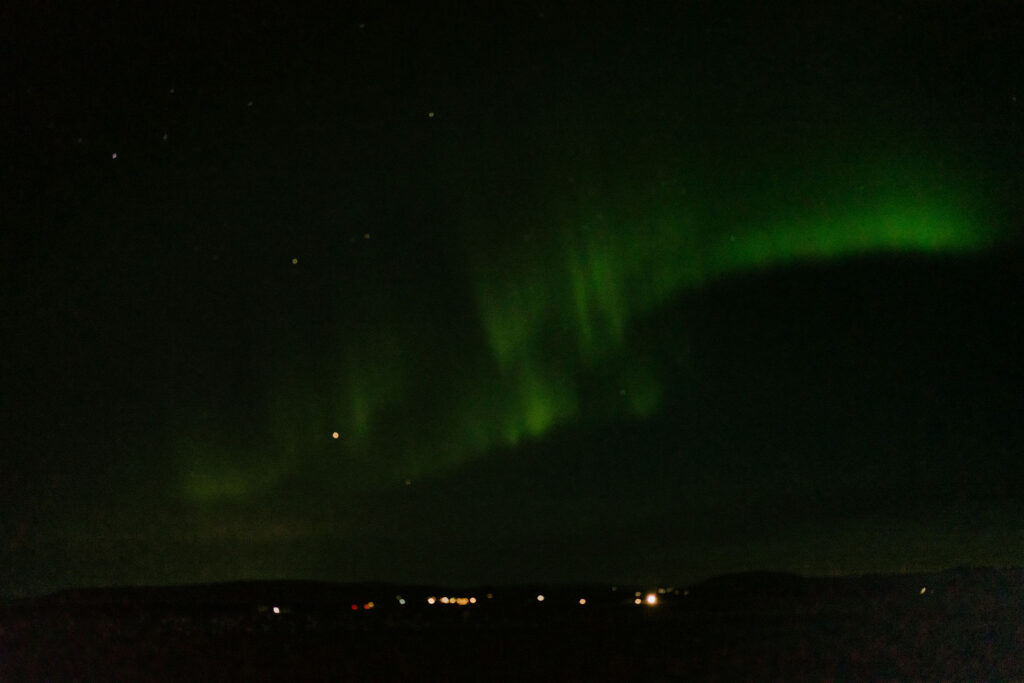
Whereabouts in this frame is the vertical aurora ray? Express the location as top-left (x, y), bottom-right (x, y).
top-left (332, 340), bottom-right (407, 453)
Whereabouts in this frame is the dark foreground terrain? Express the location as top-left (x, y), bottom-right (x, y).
top-left (3, 568), bottom-right (1024, 681)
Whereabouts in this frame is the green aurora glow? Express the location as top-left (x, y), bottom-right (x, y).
top-left (177, 153), bottom-right (1000, 504)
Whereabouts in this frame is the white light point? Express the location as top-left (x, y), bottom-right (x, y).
top-left (272, 606), bottom-right (280, 614)
top-left (645, 593), bottom-right (658, 605)
top-left (536, 594), bottom-right (544, 602)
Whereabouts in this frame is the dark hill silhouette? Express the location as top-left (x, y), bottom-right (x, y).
top-left (4, 567), bottom-right (1024, 680)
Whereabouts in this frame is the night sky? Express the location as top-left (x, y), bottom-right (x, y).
top-left (2, 1), bottom-right (1023, 598)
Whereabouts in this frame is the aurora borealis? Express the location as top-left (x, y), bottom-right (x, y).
top-left (2, 1), bottom-right (1022, 597)
top-left (182, 144), bottom-right (998, 503)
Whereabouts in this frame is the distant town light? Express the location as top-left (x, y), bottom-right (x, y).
top-left (440, 596), bottom-right (449, 604)
top-left (427, 597), bottom-right (436, 605)
top-left (272, 606), bottom-right (280, 614)
top-left (536, 594), bottom-right (545, 602)
top-left (645, 593), bottom-right (658, 605)
top-left (579, 598), bottom-right (586, 605)
top-left (469, 597), bottom-right (477, 604)
top-left (332, 431), bottom-right (339, 439)
top-left (634, 598), bottom-right (642, 605)
top-left (920, 587), bottom-right (927, 595)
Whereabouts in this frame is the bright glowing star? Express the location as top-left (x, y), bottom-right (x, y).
top-left (440, 597), bottom-right (449, 604)
top-left (469, 597), bottom-right (477, 604)
top-left (579, 598), bottom-right (587, 605)
top-left (645, 593), bottom-right (658, 605)
top-left (456, 597), bottom-right (469, 606)
top-left (332, 431), bottom-right (339, 439)
top-left (272, 606), bottom-right (280, 614)
top-left (427, 597), bottom-right (436, 605)
top-left (634, 598), bottom-right (642, 605)
top-left (536, 594), bottom-right (545, 602)
top-left (920, 587), bottom-right (927, 595)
